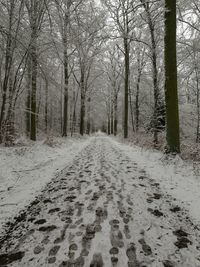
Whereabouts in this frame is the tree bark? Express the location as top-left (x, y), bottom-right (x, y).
top-left (145, 3), bottom-right (159, 144)
top-left (111, 100), bottom-right (114, 134)
top-left (0, 2), bottom-right (14, 142)
top-left (86, 97), bottom-right (91, 135)
top-left (124, 37), bottom-right (130, 138)
top-left (30, 42), bottom-right (37, 141)
top-left (62, 12), bottom-right (70, 137)
top-left (164, 0), bottom-right (180, 153)
top-left (26, 57), bottom-right (31, 136)
top-left (195, 66), bottom-right (200, 142)
top-left (80, 70), bottom-right (85, 136)
top-left (152, 44), bottom-right (159, 144)
top-left (141, 1), bottom-right (159, 144)
top-left (30, 12), bottom-right (38, 141)
top-left (135, 77), bottom-right (140, 132)
top-left (114, 94), bottom-right (118, 136)
top-left (62, 53), bottom-right (69, 137)
top-left (129, 86), bottom-right (135, 133)
top-left (107, 117), bottom-right (111, 135)
top-left (45, 79), bottom-right (48, 134)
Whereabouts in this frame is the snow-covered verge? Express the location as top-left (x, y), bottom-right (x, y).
top-left (111, 137), bottom-right (200, 224)
top-left (0, 136), bottom-right (91, 233)
top-left (117, 103), bottom-right (200, 161)
top-left (119, 130), bottom-right (200, 162)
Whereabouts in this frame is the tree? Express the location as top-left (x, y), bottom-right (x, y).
top-left (133, 45), bottom-right (146, 132)
top-left (60, 0), bottom-right (71, 137)
top-left (73, 1), bottom-right (105, 135)
top-left (164, 0), bottom-right (180, 153)
top-left (103, 44), bottom-right (122, 136)
top-left (54, 0), bottom-right (83, 137)
top-left (102, 0), bottom-right (137, 138)
top-left (178, 1), bottom-right (200, 143)
top-left (26, 0), bottom-right (46, 141)
top-left (140, 0), bottom-right (163, 144)
top-left (0, 0), bottom-right (28, 144)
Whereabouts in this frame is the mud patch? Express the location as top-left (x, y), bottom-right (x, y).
top-left (173, 229), bottom-right (192, 249)
top-left (163, 260), bottom-right (175, 267)
top-left (69, 243), bottom-right (78, 251)
top-left (0, 251), bottom-right (25, 265)
top-left (110, 247), bottom-right (119, 255)
top-left (39, 225), bottom-right (57, 232)
top-left (153, 193), bottom-right (162, 200)
top-left (126, 243), bottom-right (140, 266)
top-left (49, 245), bottom-right (60, 256)
top-left (60, 256), bottom-right (84, 267)
top-left (48, 208), bottom-right (60, 214)
top-left (34, 219), bottom-right (46, 225)
top-left (34, 246), bottom-right (44, 254)
top-left (139, 238), bottom-right (152, 256)
top-left (65, 195), bottom-right (77, 202)
top-left (90, 253), bottom-right (104, 267)
top-left (170, 206), bottom-right (181, 213)
top-left (148, 208), bottom-right (164, 217)
top-left (48, 257), bottom-right (56, 264)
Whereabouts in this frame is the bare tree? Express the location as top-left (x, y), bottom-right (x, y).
top-left (73, 1), bottom-right (105, 135)
top-left (164, 0), bottom-right (180, 153)
top-left (102, 0), bottom-right (139, 138)
top-left (103, 44), bottom-right (123, 135)
top-left (25, 0), bottom-right (46, 141)
top-left (0, 0), bottom-right (28, 144)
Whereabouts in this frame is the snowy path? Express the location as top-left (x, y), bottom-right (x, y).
top-left (1, 136), bottom-right (200, 267)
top-left (0, 137), bottom-right (90, 232)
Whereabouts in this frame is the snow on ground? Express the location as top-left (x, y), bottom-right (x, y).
top-left (1, 135), bottom-right (200, 267)
top-left (0, 136), bottom-right (90, 233)
top-left (113, 137), bottom-right (200, 223)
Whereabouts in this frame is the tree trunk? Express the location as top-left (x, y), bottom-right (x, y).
top-left (62, 13), bottom-right (69, 137)
top-left (129, 86), bottom-right (135, 133)
top-left (6, 67), bottom-right (14, 123)
top-left (62, 57), bottom-right (69, 137)
top-left (5, 69), bottom-right (15, 145)
top-left (107, 117), bottom-right (111, 135)
top-left (164, 0), bottom-right (180, 153)
top-left (114, 94), bottom-right (118, 136)
top-left (195, 66), bottom-right (200, 142)
top-left (71, 93), bottom-right (76, 136)
top-left (71, 87), bottom-right (79, 137)
top-left (135, 77), bottom-right (140, 132)
top-left (80, 71), bottom-right (85, 136)
top-left (152, 46), bottom-right (159, 144)
top-left (124, 37), bottom-right (129, 138)
top-left (142, 1), bottom-right (159, 144)
top-left (30, 23), bottom-right (37, 141)
top-left (147, 8), bottom-right (159, 144)
top-left (0, 7), bottom-right (13, 142)
top-left (111, 101), bottom-right (114, 134)
top-left (87, 97), bottom-right (91, 135)
top-left (26, 58), bottom-right (31, 136)
top-left (135, 49), bottom-right (145, 133)
top-left (45, 79), bottom-right (48, 134)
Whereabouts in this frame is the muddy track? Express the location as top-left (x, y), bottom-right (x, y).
top-left (0, 136), bottom-right (200, 267)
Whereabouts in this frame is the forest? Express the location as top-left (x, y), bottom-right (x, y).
top-left (1, 1), bottom-right (200, 267)
top-left (0, 0), bottom-right (199, 155)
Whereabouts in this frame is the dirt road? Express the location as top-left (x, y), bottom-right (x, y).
top-left (0, 136), bottom-right (200, 266)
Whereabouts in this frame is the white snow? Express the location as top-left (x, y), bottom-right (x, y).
top-left (111, 137), bottom-right (200, 223)
top-left (0, 136), bottom-right (91, 233)
top-left (1, 135), bottom-right (200, 266)
top-left (1, 135), bottom-right (200, 233)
